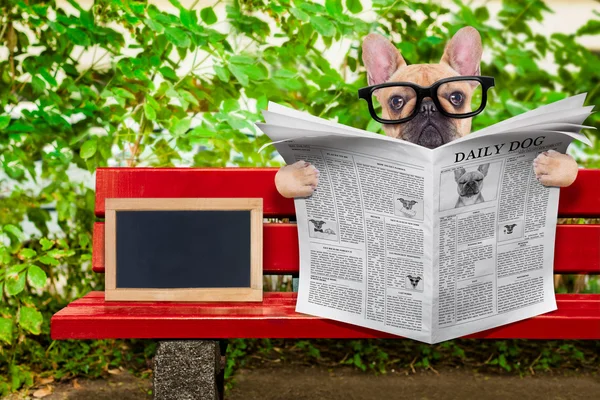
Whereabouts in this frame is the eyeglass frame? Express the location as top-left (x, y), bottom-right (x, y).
top-left (357, 76), bottom-right (495, 124)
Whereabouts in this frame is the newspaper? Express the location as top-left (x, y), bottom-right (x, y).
top-left (256, 94), bottom-right (594, 344)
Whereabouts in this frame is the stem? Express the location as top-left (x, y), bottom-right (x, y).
top-left (129, 111), bottom-right (147, 167)
top-left (504, 0), bottom-right (536, 31)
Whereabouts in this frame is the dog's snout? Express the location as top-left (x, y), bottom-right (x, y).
top-left (420, 100), bottom-right (437, 116)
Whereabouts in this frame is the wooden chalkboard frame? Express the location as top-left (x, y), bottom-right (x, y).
top-left (105, 198), bottom-right (263, 302)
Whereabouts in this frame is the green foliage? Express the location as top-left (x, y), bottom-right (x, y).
top-left (0, 0), bottom-right (598, 395)
top-left (225, 339), bottom-right (599, 380)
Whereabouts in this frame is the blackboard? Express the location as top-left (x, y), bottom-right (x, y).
top-left (105, 198), bottom-right (263, 302)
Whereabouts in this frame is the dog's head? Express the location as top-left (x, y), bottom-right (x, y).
top-left (504, 224), bottom-right (517, 234)
top-left (398, 198), bottom-right (418, 210)
top-left (309, 219), bottom-right (325, 229)
top-left (407, 275), bottom-right (422, 288)
top-left (454, 163), bottom-right (489, 198)
top-left (362, 27), bottom-right (483, 148)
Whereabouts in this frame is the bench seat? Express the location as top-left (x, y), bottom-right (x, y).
top-left (52, 292), bottom-right (600, 340)
top-left (50, 168), bottom-right (600, 342)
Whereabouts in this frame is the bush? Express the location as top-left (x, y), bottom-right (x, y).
top-left (0, 0), bottom-right (598, 394)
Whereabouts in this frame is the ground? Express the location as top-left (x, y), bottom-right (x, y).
top-left (10, 365), bottom-right (600, 400)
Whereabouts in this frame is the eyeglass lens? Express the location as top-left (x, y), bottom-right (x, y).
top-left (371, 79), bottom-right (483, 121)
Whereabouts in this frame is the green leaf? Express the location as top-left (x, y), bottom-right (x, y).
top-left (0, 115), bottom-right (10, 129)
top-left (290, 8), bottom-right (309, 22)
top-left (237, 64), bottom-right (268, 80)
top-left (165, 27), bottom-right (190, 48)
top-left (346, 0), bottom-right (363, 14)
top-left (113, 88), bottom-right (135, 99)
top-left (18, 307), bottom-right (43, 335)
top-left (159, 66), bottom-right (178, 81)
top-left (180, 9), bottom-right (197, 29)
top-left (577, 20), bottom-right (600, 35)
top-left (27, 265), bottom-right (47, 289)
top-left (230, 55), bottom-right (255, 64)
top-left (31, 76), bottom-right (46, 92)
top-left (310, 16), bottom-right (335, 37)
top-left (144, 103), bottom-right (157, 121)
top-left (178, 90), bottom-right (199, 106)
top-left (228, 64), bottom-right (249, 86)
top-left (0, 318), bottom-right (12, 345)
top-left (326, 0), bottom-right (343, 16)
top-left (66, 28), bottom-right (90, 46)
top-left (5, 272), bottom-right (26, 296)
top-left (189, 126), bottom-right (217, 138)
top-left (172, 119), bottom-right (191, 136)
top-left (144, 18), bottom-right (164, 33)
top-left (3, 224), bottom-right (25, 242)
top-left (200, 7), bottom-right (218, 25)
top-left (474, 6), bottom-right (489, 21)
top-left (39, 255), bottom-right (59, 266)
top-left (40, 238), bottom-right (54, 251)
top-left (214, 65), bottom-right (230, 82)
top-left (80, 139), bottom-right (97, 159)
top-left (39, 69), bottom-right (58, 86)
top-left (19, 248), bottom-right (37, 259)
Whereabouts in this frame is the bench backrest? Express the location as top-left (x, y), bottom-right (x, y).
top-left (92, 168), bottom-right (600, 276)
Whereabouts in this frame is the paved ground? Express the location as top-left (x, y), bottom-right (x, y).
top-left (227, 366), bottom-right (600, 400)
top-left (12, 365), bottom-right (600, 399)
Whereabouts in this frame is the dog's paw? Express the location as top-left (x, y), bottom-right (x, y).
top-left (275, 160), bottom-right (320, 198)
top-left (533, 150), bottom-right (578, 187)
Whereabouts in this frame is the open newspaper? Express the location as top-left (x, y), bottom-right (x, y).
top-left (256, 94), bottom-right (594, 344)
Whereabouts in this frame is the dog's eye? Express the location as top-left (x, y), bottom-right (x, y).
top-left (449, 92), bottom-right (464, 106)
top-left (389, 96), bottom-right (404, 111)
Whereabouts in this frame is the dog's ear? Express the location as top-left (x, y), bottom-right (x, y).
top-left (478, 163), bottom-right (490, 177)
top-left (454, 167), bottom-right (466, 182)
top-left (362, 33), bottom-right (407, 86)
top-left (440, 26), bottom-right (482, 76)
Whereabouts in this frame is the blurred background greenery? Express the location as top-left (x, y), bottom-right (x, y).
top-left (0, 0), bottom-right (598, 395)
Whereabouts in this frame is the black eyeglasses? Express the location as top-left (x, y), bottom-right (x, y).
top-left (358, 76), bottom-right (495, 124)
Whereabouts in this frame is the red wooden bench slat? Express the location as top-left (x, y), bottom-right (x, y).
top-left (94, 168), bottom-right (600, 218)
top-left (91, 222), bottom-right (600, 275)
top-left (50, 292), bottom-right (600, 340)
top-left (95, 168), bottom-right (294, 218)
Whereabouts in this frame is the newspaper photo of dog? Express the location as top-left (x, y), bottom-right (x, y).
top-left (394, 195), bottom-right (424, 220)
top-left (439, 161), bottom-right (502, 211)
top-left (498, 220), bottom-right (524, 242)
top-left (405, 275), bottom-right (424, 292)
top-left (307, 219), bottom-right (339, 242)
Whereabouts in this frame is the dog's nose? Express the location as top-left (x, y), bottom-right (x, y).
top-left (420, 100), bottom-right (437, 116)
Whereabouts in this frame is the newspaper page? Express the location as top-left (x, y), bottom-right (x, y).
top-left (430, 130), bottom-right (573, 343)
top-left (257, 95), bottom-right (592, 344)
top-left (262, 130), bottom-right (436, 343)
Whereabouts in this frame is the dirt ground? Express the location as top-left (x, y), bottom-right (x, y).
top-left (11, 365), bottom-right (600, 400)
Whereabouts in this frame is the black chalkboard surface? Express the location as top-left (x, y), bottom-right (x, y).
top-left (116, 210), bottom-right (251, 289)
top-left (105, 198), bottom-right (263, 302)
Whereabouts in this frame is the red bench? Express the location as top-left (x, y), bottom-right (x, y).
top-left (51, 167), bottom-right (600, 398)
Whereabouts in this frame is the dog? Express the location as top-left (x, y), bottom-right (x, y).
top-left (407, 275), bottom-right (422, 289)
top-left (274, 27), bottom-right (579, 199)
top-left (398, 198), bottom-right (418, 210)
top-left (309, 219), bottom-right (326, 233)
top-left (454, 163), bottom-right (489, 208)
top-left (504, 224), bottom-right (517, 234)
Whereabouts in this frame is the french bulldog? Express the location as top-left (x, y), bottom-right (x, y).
top-left (274, 27), bottom-right (579, 199)
top-left (454, 163), bottom-right (489, 208)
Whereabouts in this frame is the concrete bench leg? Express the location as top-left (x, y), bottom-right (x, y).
top-left (153, 340), bottom-right (223, 400)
